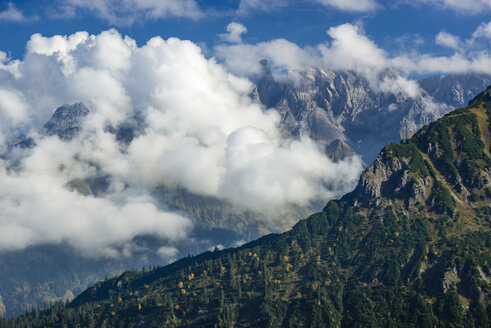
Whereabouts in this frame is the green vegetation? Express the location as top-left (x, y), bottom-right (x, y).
top-left (2, 87), bottom-right (491, 327)
top-left (428, 181), bottom-right (456, 215)
top-left (384, 142), bottom-right (429, 177)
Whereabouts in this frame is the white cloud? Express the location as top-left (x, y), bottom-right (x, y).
top-left (0, 29), bottom-right (363, 256)
top-left (320, 24), bottom-right (387, 70)
top-left (0, 88), bottom-right (29, 125)
top-left (157, 246), bottom-right (179, 258)
top-left (219, 130), bottom-right (362, 211)
top-left (0, 88), bottom-right (29, 152)
top-left (435, 31), bottom-right (461, 50)
top-left (56, 0), bottom-right (202, 25)
top-left (472, 21), bottom-right (491, 41)
top-left (0, 2), bottom-right (27, 22)
top-left (216, 24), bottom-right (422, 97)
top-left (237, 0), bottom-right (287, 14)
top-left (216, 22), bottom-right (491, 88)
top-left (314, 0), bottom-right (380, 12)
top-left (215, 38), bottom-right (318, 78)
top-left (27, 31), bottom-right (90, 56)
top-left (220, 22), bottom-right (248, 43)
top-left (414, 0), bottom-right (491, 13)
top-left (395, 33), bottom-right (425, 50)
top-left (238, 0), bottom-right (379, 13)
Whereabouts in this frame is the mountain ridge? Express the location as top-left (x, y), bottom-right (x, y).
top-left (1, 71), bottom-right (489, 319)
top-left (5, 86), bottom-right (490, 327)
top-left (254, 66), bottom-right (491, 163)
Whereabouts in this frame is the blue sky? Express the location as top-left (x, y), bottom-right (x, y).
top-left (1, 0), bottom-right (490, 64)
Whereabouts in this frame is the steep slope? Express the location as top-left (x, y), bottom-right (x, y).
top-left (324, 139), bottom-right (355, 162)
top-left (6, 87), bottom-right (490, 327)
top-left (419, 73), bottom-right (491, 108)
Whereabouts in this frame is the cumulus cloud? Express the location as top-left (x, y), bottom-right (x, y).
top-left (0, 2), bottom-right (27, 22)
top-left (314, 0), bottom-right (380, 12)
top-left (0, 89), bottom-right (29, 125)
top-left (220, 22), bottom-right (248, 43)
top-left (435, 31), bottom-right (461, 50)
top-left (54, 0), bottom-right (202, 25)
top-left (0, 29), bottom-right (363, 257)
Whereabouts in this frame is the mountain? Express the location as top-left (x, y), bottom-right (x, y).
top-left (42, 102), bottom-right (90, 140)
top-left (1, 71), bottom-right (490, 318)
top-left (254, 63), bottom-right (491, 163)
top-left (324, 139), bottom-right (355, 162)
top-left (6, 86), bottom-right (490, 327)
top-left (6, 102), bottom-right (89, 151)
top-left (0, 184), bottom-right (312, 318)
top-left (419, 73), bottom-right (491, 109)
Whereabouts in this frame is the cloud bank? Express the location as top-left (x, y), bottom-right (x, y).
top-left (0, 29), bottom-right (363, 257)
top-left (215, 24), bottom-right (423, 97)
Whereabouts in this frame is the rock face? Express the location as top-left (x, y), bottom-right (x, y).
top-left (254, 63), bottom-right (491, 163)
top-left (442, 267), bottom-right (460, 294)
top-left (419, 73), bottom-right (491, 108)
top-left (357, 151), bottom-right (411, 200)
top-left (324, 139), bottom-right (355, 162)
top-left (0, 295), bottom-right (5, 318)
top-left (42, 102), bottom-right (90, 140)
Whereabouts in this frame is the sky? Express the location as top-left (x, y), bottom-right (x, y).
top-left (0, 0), bottom-right (490, 73)
top-left (0, 0), bottom-right (490, 258)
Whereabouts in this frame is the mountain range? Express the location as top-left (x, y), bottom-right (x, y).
top-left (254, 63), bottom-right (491, 163)
top-left (4, 82), bottom-right (490, 328)
top-left (0, 71), bottom-right (490, 318)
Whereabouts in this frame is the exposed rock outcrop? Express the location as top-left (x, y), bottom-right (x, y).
top-left (0, 295), bottom-right (5, 318)
top-left (43, 102), bottom-right (90, 140)
top-left (254, 65), bottom-right (491, 163)
top-left (357, 151), bottom-right (410, 200)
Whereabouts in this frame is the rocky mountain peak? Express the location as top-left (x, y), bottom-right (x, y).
top-left (43, 102), bottom-right (90, 140)
top-left (419, 73), bottom-right (491, 108)
top-left (355, 86), bottom-right (490, 217)
top-left (253, 65), bottom-right (491, 164)
top-left (324, 138), bottom-right (355, 162)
